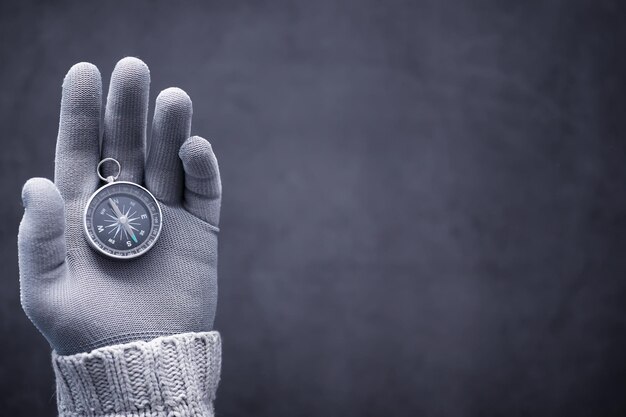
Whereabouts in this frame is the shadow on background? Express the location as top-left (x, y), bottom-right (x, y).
top-left (1, 0), bottom-right (626, 416)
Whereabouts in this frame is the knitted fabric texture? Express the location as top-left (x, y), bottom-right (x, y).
top-left (53, 331), bottom-right (221, 417)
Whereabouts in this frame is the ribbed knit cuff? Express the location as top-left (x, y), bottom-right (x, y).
top-left (52, 332), bottom-right (221, 417)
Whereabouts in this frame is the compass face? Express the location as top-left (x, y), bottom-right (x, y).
top-left (84, 181), bottom-right (162, 259)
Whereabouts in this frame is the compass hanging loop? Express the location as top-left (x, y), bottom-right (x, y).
top-left (97, 158), bottom-right (121, 183)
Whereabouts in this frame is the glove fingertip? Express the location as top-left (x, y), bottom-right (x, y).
top-left (22, 178), bottom-right (62, 209)
top-left (63, 62), bottom-right (101, 86)
top-left (179, 136), bottom-right (219, 180)
top-left (156, 87), bottom-right (192, 113)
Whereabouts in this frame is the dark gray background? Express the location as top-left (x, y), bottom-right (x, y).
top-left (1, 0), bottom-right (626, 416)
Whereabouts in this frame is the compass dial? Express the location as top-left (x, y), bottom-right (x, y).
top-left (84, 181), bottom-right (162, 259)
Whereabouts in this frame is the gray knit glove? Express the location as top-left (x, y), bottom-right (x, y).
top-left (18, 57), bottom-right (221, 356)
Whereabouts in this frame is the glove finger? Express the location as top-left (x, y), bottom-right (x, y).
top-left (179, 136), bottom-right (222, 226)
top-left (145, 88), bottom-right (192, 204)
top-left (101, 57), bottom-right (150, 184)
top-left (18, 178), bottom-right (67, 285)
top-left (54, 62), bottom-right (102, 201)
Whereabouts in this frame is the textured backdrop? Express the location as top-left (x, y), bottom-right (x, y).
top-left (1, 1), bottom-right (626, 416)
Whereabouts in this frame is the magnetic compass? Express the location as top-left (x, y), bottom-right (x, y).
top-left (83, 158), bottom-right (163, 259)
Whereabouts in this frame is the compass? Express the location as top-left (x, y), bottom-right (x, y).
top-left (83, 158), bottom-right (163, 259)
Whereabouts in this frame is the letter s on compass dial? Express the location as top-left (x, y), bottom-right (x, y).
top-left (83, 181), bottom-right (163, 259)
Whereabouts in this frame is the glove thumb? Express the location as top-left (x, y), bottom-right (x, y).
top-left (18, 178), bottom-right (67, 315)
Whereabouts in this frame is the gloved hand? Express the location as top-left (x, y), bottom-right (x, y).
top-left (18, 57), bottom-right (222, 355)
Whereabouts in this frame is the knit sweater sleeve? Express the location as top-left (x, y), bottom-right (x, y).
top-left (51, 332), bottom-right (221, 417)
